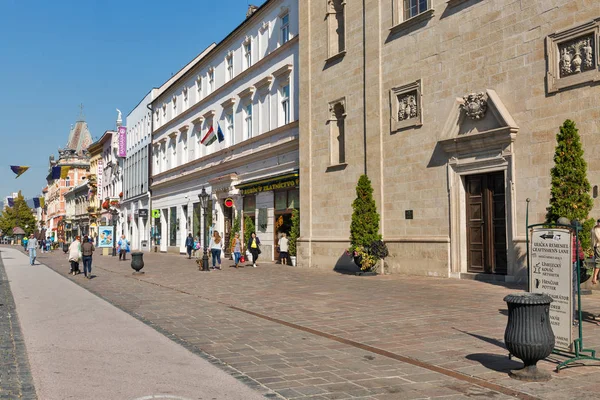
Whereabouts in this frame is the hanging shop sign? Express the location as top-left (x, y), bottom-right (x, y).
top-left (224, 198), bottom-right (234, 208)
top-left (152, 209), bottom-right (161, 218)
top-left (138, 209), bottom-right (149, 218)
top-left (529, 227), bottom-right (573, 351)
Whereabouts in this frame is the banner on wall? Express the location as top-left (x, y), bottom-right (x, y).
top-left (97, 160), bottom-right (103, 201)
top-left (118, 126), bottom-right (127, 158)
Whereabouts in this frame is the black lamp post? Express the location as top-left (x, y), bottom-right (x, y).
top-left (198, 187), bottom-right (210, 272)
top-left (110, 207), bottom-right (119, 256)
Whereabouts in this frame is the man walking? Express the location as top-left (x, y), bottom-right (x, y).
top-left (81, 235), bottom-right (95, 279)
top-left (26, 234), bottom-right (38, 265)
top-left (185, 233), bottom-right (194, 259)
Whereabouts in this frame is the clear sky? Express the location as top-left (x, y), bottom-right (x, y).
top-left (0, 0), bottom-right (267, 201)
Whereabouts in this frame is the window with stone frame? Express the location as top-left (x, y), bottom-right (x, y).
top-left (208, 69), bottom-right (215, 93)
top-left (196, 76), bottom-right (203, 101)
top-left (328, 98), bottom-right (346, 166)
top-left (226, 53), bottom-right (234, 82)
top-left (244, 38), bottom-right (252, 70)
top-left (326, 0), bottom-right (346, 59)
top-left (281, 13), bottom-right (290, 45)
top-left (403, 0), bottom-right (430, 20)
top-left (280, 83), bottom-right (290, 126)
top-left (245, 103), bottom-right (253, 139)
top-left (390, 79), bottom-right (422, 131)
top-left (546, 19), bottom-right (600, 93)
top-left (226, 112), bottom-right (235, 146)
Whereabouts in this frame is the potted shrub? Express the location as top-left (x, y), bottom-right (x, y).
top-left (229, 212), bottom-right (241, 260)
top-left (348, 175), bottom-right (384, 275)
top-left (288, 208), bottom-right (299, 266)
top-left (244, 215), bottom-right (255, 262)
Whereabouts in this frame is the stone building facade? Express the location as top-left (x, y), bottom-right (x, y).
top-left (150, 0), bottom-right (299, 259)
top-left (299, 0), bottom-right (600, 281)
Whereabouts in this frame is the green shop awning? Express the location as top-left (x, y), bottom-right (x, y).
top-left (236, 172), bottom-right (299, 195)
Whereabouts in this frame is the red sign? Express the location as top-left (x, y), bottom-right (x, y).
top-left (224, 198), bottom-right (234, 208)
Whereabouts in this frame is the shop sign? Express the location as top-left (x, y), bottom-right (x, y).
top-left (138, 209), bottom-right (149, 218)
top-left (152, 209), bottom-right (160, 218)
top-left (530, 227), bottom-right (573, 351)
top-left (240, 178), bottom-right (299, 195)
top-left (224, 198), bottom-right (234, 208)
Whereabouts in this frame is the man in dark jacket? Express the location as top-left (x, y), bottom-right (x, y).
top-left (185, 234), bottom-right (194, 259)
top-left (81, 235), bottom-right (95, 279)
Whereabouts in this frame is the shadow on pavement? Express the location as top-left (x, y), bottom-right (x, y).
top-left (453, 328), bottom-right (506, 350)
top-left (465, 353), bottom-right (522, 372)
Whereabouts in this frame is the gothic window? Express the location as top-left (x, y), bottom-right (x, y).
top-left (327, 0), bottom-right (345, 58)
top-left (328, 98), bottom-right (346, 166)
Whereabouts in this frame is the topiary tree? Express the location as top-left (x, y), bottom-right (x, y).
top-left (288, 208), bottom-right (300, 257)
top-left (229, 211), bottom-right (241, 257)
top-left (546, 119), bottom-right (595, 251)
top-left (350, 174), bottom-right (382, 252)
top-left (244, 215), bottom-right (255, 248)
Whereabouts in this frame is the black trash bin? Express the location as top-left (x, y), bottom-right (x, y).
top-left (131, 252), bottom-right (145, 274)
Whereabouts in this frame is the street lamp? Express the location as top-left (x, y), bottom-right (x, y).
top-left (198, 187), bottom-right (210, 272)
top-left (110, 208), bottom-right (119, 256)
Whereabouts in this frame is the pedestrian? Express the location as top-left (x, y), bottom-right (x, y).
top-left (117, 235), bottom-right (130, 261)
top-left (68, 236), bottom-right (82, 275)
top-left (22, 236), bottom-right (28, 252)
top-left (185, 233), bottom-right (194, 259)
top-left (26, 234), bottom-right (38, 265)
top-left (278, 232), bottom-right (289, 265)
top-left (209, 231), bottom-right (223, 270)
top-left (247, 232), bottom-right (261, 268)
top-left (230, 232), bottom-right (242, 268)
top-left (192, 236), bottom-right (200, 257)
top-left (81, 235), bottom-right (95, 279)
top-left (39, 237), bottom-right (45, 253)
top-left (46, 237), bottom-right (52, 252)
top-left (592, 219), bottom-right (600, 285)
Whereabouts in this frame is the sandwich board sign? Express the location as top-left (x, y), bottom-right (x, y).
top-left (529, 227), bottom-right (573, 351)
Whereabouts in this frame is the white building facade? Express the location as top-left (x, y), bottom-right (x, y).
top-left (151, 0), bottom-right (299, 259)
top-left (122, 91), bottom-right (156, 251)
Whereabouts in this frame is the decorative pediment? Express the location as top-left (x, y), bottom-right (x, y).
top-left (203, 109), bottom-right (216, 119)
top-left (438, 89), bottom-right (518, 156)
top-left (238, 86), bottom-right (256, 99)
top-left (179, 125), bottom-right (189, 133)
top-left (168, 131), bottom-right (178, 139)
top-left (191, 116), bottom-right (205, 125)
top-left (273, 64), bottom-right (293, 79)
top-left (255, 75), bottom-right (273, 92)
top-left (221, 97), bottom-right (236, 109)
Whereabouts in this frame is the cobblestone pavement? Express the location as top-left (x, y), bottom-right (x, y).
top-left (30, 247), bottom-right (600, 399)
top-left (0, 249), bottom-right (36, 400)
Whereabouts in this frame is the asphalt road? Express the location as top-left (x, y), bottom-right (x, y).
top-left (1, 247), bottom-right (267, 400)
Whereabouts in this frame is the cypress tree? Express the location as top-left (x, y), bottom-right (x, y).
top-left (546, 119), bottom-right (595, 250)
top-left (288, 208), bottom-right (300, 257)
top-left (244, 216), bottom-right (255, 247)
top-left (350, 174), bottom-right (381, 250)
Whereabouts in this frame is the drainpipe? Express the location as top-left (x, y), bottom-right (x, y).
top-left (147, 103), bottom-right (154, 252)
top-left (362, 0), bottom-right (367, 176)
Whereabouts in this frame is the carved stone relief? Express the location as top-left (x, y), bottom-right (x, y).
top-left (559, 34), bottom-right (595, 78)
top-left (397, 91), bottom-right (418, 121)
top-left (390, 79), bottom-right (422, 131)
top-left (461, 92), bottom-right (487, 120)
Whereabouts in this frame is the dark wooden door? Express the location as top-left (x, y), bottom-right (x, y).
top-left (466, 172), bottom-right (507, 274)
top-left (223, 204), bottom-right (233, 258)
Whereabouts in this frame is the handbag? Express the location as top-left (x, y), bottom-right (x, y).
top-left (257, 246), bottom-right (262, 255)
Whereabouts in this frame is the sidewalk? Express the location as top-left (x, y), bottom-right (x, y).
top-left (34, 248), bottom-right (600, 399)
top-left (0, 247), bottom-right (268, 400)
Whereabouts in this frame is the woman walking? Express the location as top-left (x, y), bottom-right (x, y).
top-left (247, 232), bottom-right (261, 268)
top-left (68, 236), bottom-right (82, 275)
top-left (209, 231), bottom-right (223, 270)
top-left (231, 232), bottom-right (242, 268)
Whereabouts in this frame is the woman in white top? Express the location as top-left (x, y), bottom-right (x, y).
top-left (209, 231), bottom-right (224, 270)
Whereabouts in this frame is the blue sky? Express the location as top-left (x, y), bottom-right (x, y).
top-left (0, 0), bottom-right (267, 201)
